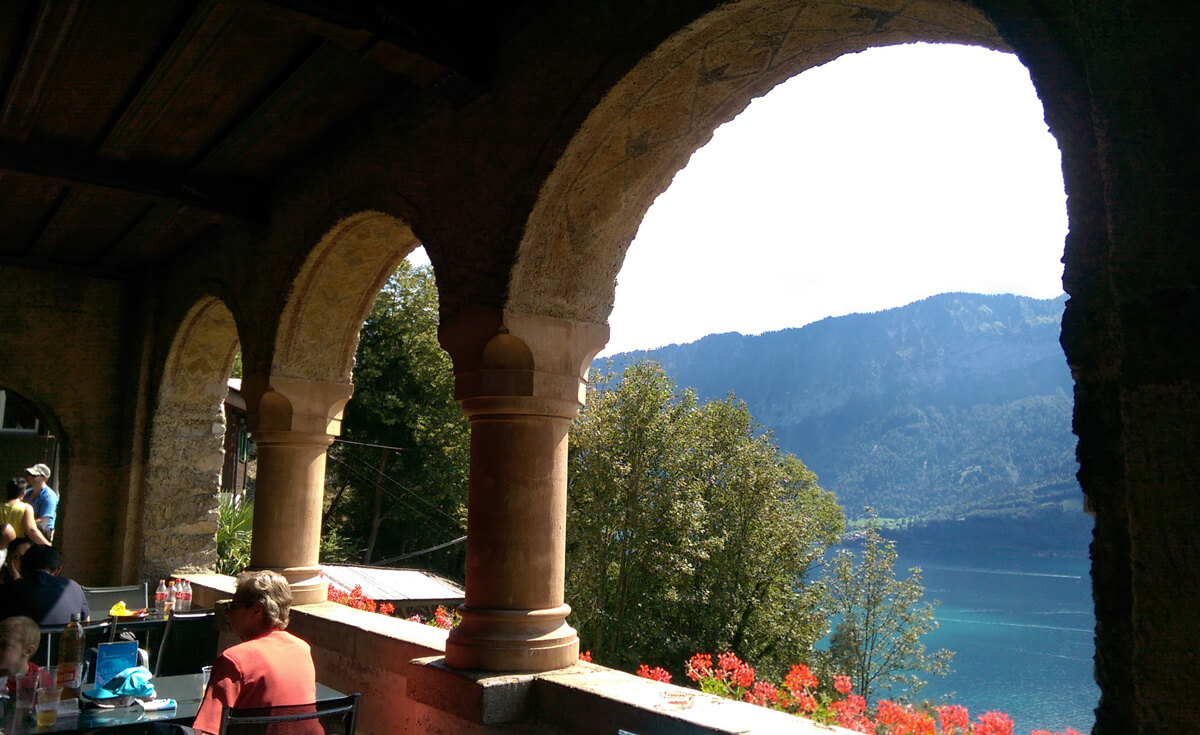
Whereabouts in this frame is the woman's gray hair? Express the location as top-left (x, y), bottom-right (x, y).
top-left (234, 570), bottom-right (293, 629)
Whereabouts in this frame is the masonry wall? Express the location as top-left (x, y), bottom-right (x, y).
top-left (0, 265), bottom-right (138, 584)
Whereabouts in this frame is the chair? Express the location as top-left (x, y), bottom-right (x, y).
top-left (153, 609), bottom-right (217, 677)
top-left (83, 582), bottom-right (149, 617)
top-left (218, 693), bottom-right (361, 735)
top-left (36, 620), bottom-right (111, 668)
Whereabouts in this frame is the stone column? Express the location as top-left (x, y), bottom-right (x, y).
top-left (241, 375), bottom-right (353, 605)
top-left (439, 309), bottom-right (607, 672)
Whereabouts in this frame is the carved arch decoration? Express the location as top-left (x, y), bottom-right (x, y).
top-left (273, 211), bottom-right (421, 384)
top-left (508, 0), bottom-right (1007, 323)
top-left (142, 297), bottom-right (240, 579)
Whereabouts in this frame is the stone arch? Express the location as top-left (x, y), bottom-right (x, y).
top-left (508, 0), bottom-right (1007, 323)
top-left (273, 211), bottom-right (421, 384)
top-left (142, 297), bottom-right (240, 579)
top-left (0, 383), bottom-right (65, 486)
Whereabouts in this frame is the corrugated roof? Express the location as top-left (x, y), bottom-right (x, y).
top-left (320, 565), bottom-right (464, 604)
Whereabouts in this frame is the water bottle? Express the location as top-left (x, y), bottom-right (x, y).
top-left (56, 613), bottom-right (85, 700)
top-left (155, 579), bottom-right (168, 614)
top-left (180, 579), bottom-right (192, 611)
top-left (165, 580), bottom-right (176, 616)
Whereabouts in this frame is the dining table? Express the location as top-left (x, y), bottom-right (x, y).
top-left (1, 674), bottom-right (345, 735)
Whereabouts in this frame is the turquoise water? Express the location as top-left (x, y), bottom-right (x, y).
top-left (894, 546), bottom-right (1098, 734)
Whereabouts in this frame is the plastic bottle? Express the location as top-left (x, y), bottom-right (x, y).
top-left (179, 579), bottom-right (192, 611)
top-left (186, 579), bottom-right (195, 610)
top-left (56, 613), bottom-right (86, 700)
top-left (155, 579), bottom-right (168, 614)
top-left (165, 579), bottom-right (176, 616)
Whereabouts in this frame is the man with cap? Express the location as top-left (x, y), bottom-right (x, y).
top-left (23, 463), bottom-right (57, 541)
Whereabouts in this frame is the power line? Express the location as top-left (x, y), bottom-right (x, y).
top-left (333, 437), bottom-right (407, 451)
top-left (326, 453), bottom-right (455, 532)
top-left (373, 535), bottom-right (467, 565)
top-left (328, 445), bottom-right (464, 528)
top-left (325, 453), bottom-right (462, 533)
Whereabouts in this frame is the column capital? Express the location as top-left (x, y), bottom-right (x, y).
top-left (439, 308), bottom-right (609, 410)
top-left (241, 374), bottom-right (354, 437)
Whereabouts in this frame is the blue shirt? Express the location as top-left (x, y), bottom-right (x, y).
top-left (24, 485), bottom-right (57, 531)
top-left (0, 570), bottom-right (89, 626)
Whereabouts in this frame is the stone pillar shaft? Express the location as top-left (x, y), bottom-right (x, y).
top-left (440, 310), bottom-right (607, 672)
top-left (250, 430), bottom-right (331, 569)
top-left (242, 375), bottom-right (352, 605)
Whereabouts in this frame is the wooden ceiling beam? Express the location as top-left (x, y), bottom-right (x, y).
top-left (0, 0), bottom-right (86, 140)
top-left (0, 138), bottom-right (265, 225)
top-left (260, 0), bottom-right (489, 90)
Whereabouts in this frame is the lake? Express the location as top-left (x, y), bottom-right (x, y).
top-left (892, 544), bottom-right (1098, 734)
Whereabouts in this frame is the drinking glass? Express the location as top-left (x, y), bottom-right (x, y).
top-left (35, 686), bottom-right (60, 727)
top-left (201, 665), bottom-right (212, 691)
top-left (16, 671), bottom-right (37, 710)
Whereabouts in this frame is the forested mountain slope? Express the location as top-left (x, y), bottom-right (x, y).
top-left (598, 293), bottom-right (1080, 525)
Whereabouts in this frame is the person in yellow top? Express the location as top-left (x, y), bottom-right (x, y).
top-left (2, 478), bottom-right (50, 546)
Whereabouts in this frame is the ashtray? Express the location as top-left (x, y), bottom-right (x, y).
top-left (658, 690), bottom-right (695, 710)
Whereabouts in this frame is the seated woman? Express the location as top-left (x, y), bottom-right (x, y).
top-left (1, 478), bottom-right (49, 547)
top-left (193, 570), bottom-right (318, 735)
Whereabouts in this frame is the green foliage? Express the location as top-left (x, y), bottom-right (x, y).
top-left (216, 493), bottom-right (253, 575)
top-left (822, 510), bottom-right (953, 702)
top-left (567, 361), bottom-right (844, 678)
top-left (323, 262), bottom-right (469, 576)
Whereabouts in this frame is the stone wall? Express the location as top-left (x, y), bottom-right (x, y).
top-left (142, 298), bottom-right (239, 579)
top-left (0, 265), bottom-right (135, 584)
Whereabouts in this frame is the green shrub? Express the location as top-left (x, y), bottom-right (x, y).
top-left (217, 493), bottom-right (253, 575)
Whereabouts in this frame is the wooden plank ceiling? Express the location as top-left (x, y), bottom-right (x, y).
top-left (0, 0), bottom-right (501, 275)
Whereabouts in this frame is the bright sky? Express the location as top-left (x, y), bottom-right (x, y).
top-left (599, 43), bottom-right (1067, 356)
top-left (410, 43), bottom-right (1068, 358)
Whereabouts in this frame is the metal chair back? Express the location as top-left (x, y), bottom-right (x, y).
top-left (82, 583), bottom-right (148, 617)
top-left (218, 693), bottom-right (361, 735)
top-left (152, 609), bottom-right (217, 677)
top-left (36, 620), bottom-right (111, 668)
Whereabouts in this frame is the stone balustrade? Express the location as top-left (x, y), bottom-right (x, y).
top-left (189, 575), bottom-right (849, 735)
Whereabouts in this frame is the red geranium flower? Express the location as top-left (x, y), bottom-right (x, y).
top-left (974, 711), bottom-right (1015, 735)
top-left (783, 663), bottom-right (818, 695)
top-left (833, 674), bottom-right (853, 695)
top-left (636, 664), bottom-right (672, 683)
top-left (937, 704), bottom-right (970, 733)
top-left (686, 653), bottom-right (713, 682)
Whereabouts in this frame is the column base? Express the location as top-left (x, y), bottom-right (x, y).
top-left (252, 564), bottom-right (328, 605)
top-left (445, 604), bottom-right (579, 672)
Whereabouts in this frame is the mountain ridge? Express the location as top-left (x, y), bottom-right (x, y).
top-left (596, 292), bottom-right (1081, 528)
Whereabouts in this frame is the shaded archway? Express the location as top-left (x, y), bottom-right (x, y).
top-left (0, 386), bottom-right (60, 481)
top-left (142, 297), bottom-right (240, 579)
top-left (500, 0), bottom-right (1116, 717)
top-left (235, 211), bottom-right (422, 603)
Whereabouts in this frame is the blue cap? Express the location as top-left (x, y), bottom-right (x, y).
top-left (83, 666), bottom-right (156, 701)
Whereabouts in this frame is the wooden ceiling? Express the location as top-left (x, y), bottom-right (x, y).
top-left (0, 0), bottom-right (510, 275)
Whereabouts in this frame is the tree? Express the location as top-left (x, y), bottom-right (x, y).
top-left (322, 262), bottom-right (470, 576)
top-left (823, 510), bottom-right (953, 702)
top-left (566, 361), bottom-right (844, 676)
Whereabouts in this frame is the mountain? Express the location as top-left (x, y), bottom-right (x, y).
top-left (596, 293), bottom-right (1083, 528)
